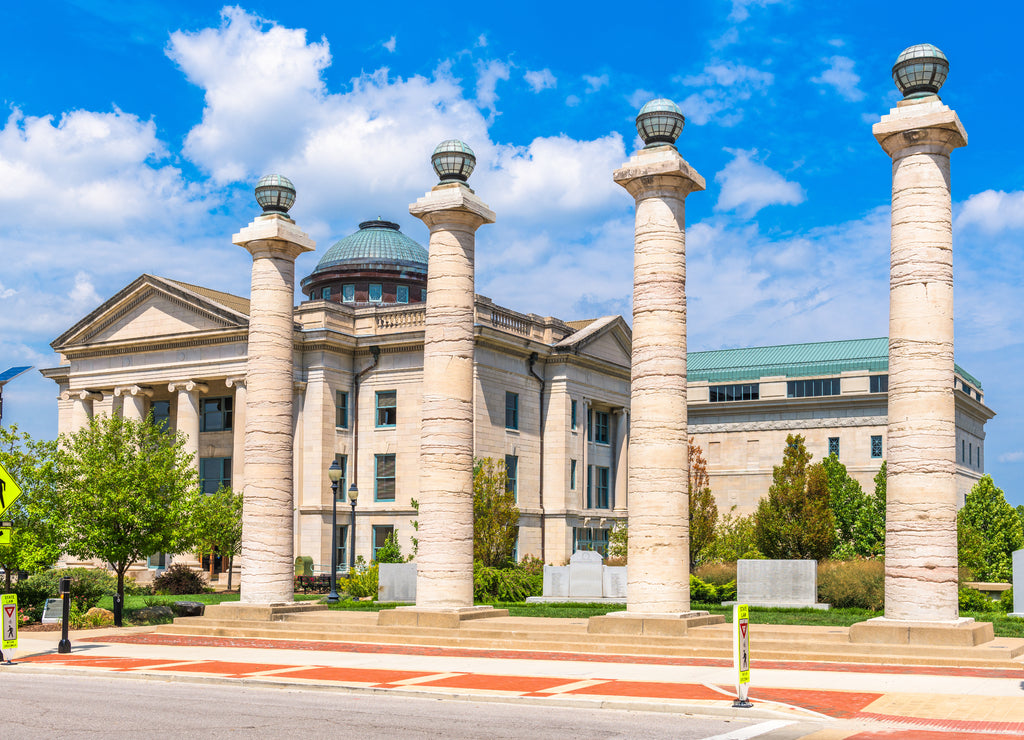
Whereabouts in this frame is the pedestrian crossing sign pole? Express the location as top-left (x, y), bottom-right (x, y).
top-left (733, 603), bottom-right (751, 708)
top-left (1, 592), bottom-right (18, 662)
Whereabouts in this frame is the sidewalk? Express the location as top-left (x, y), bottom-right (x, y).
top-left (5, 626), bottom-right (1024, 738)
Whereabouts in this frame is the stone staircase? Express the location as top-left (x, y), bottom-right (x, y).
top-left (157, 609), bottom-right (1024, 669)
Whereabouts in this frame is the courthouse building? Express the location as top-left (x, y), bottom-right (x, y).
top-left (42, 218), bottom-right (993, 575)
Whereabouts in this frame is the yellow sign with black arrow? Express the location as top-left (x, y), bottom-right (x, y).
top-left (0, 528), bottom-right (10, 546)
top-left (0, 462), bottom-right (22, 518)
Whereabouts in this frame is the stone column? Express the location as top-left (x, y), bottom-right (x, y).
top-left (169, 380), bottom-right (207, 475)
top-left (876, 52), bottom-right (965, 623)
top-left (114, 385), bottom-right (152, 422)
top-left (616, 100), bottom-right (704, 615)
top-left (613, 410), bottom-right (629, 514)
top-left (233, 175), bottom-right (314, 605)
top-left (226, 377), bottom-right (247, 494)
top-left (407, 141), bottom-right (495, 611)
top-left (62, 390), bottom-right (103, 431)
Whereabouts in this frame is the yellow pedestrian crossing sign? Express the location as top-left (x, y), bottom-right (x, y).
top-left (0, 528), bottom-right (10, 546)
top-left (2, 593), bottom-right (17, 651)
top-left (0, 462), bottom-right (22, 518)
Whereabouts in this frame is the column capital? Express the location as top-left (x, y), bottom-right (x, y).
top-left (225, 376), bottom-right (247, 389)
top-left (613, 145), bottom-right (705, 201)
top-left (60, 389), bottom-right (104, 402)
top-left (873, 98), bottom-right (967, 158)
top-left (233, 213), bottom-right (316, 260)
top-left (409, 182), bottom-right (495, 231)
top-left (113, 385), bottom-right (153, 398)
top-left (168, 380), bottom-right (209, 394)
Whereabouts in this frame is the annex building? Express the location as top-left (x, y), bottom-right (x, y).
top-left (42, 218), bottom-right (993, 576)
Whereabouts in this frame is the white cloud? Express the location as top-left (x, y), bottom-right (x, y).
top-left (524, 68), bottom-right (557, 93)
top-left (811, 56), bottom-right (865, 102)
top-left (956, 190), bottom-right (1024, 234)
top-left (584, 74), bottom-right (609, 93)
top-left (999, 451), bottom-right (1024, 463)
top-left (728, 0), bottom-right (786, 22)
top-left (628, 89), bottom-right (656, 109)
top-left (475, 34), bottom-right (487, 48)
top-left (475, 59), bottom-right (510, 117)
top-left (677, 62), bottom-right (773, 126)
top-left (714, 149), bottom-right (805, 216)
top-left (383, 35), bottom-right (396, 53)
top-left (681, 62), bottom-right (773, 89)
top-left (565, 95), bottom-right (581, 107)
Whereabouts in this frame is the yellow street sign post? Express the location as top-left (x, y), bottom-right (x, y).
top-left (0, 462), bottom-right (23, 518)
top-left (733, 603), bottom-right (752, 708)
top-left (2, 592), bottom-right (18, 659)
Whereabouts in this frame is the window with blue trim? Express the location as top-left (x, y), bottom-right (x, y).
top-left (593, 466), bottom-right (610, 509)
top-left (828, 437), bottom-right (840, 457)
top-left (787, 378), bottom-right (841, 398)
top-left (342, 284), bottom-right (355, 302)
top-left (372, 525), bottom-right (394, 560)
top-left (334, 454), bottom-right (348, 500)
top-left (376, 391), bottom-right (396, 427)
top-left (200, 457), bottom-right (231, 494)
top-left (570, 400), bottom-right (577, 431)
top-left (573, 527), bottom-right (609, 556)
top-left (593, 411), bottom-right (610, 444)
top-left (375, 454), bottom-right (396, 501)
top-left (368, 283), bottom-right (383, 302)
top-left (336, 391), bottom-right (349, 429)
top-left (396, 285), bottom-right (409, 304)
top-left (151, 400), bottom-right (170, 430)
top-left (505, 391), bottom-right (519, 430)
top-left (870, 375), bottom-right (888, 393)
top-left (505, 455), bottom-right (518, 499)
top-left (871, 435), bottom-right (883, 459)
top-left (710, 383), bottom-right (759, 402)
top-left (570, 459), bottom-right (577, 490)
top-left (200, 397), bottom-right (233, 432)
top-left (322, 287), bottom-right (331, 300)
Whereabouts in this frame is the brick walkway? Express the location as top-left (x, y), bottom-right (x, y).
top-left (15, 633), bottom-right (1024, 738)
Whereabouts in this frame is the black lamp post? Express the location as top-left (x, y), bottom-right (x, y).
top-left (348, 484), bottom-right (359, 570)
top-left (327, 460), bottom-right (343, 603)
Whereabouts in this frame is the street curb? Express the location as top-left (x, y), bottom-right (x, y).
top-left (0, 662), bottom-right (811, 722)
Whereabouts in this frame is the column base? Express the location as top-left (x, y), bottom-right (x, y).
top-left (588, 610), bottom-right (724, 636)
top-left (203, 601), bottom-right (327, 622)
top-left (377, 605), bottom-right (510, 629)
top-left (849, 616), bottom-right (994, 646)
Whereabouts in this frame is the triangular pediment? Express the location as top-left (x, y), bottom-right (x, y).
top-left (53, 275), bottom-right (250, 350)
top-left (555, 315), bottom-right (632, 367)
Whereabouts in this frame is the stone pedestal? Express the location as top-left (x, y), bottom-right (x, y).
top-left (614, 145), bottom-right (704, 614)
top-left (408, 182), bottom-right (494, 610)
top-left (233, 212), bottom-right (315, 604)
top-left (874, 97), bottom-right (966, 623)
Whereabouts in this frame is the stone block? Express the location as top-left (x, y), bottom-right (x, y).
top-left (733, 559), bottom-right (826, 609)
top-left (203, 601), bottom-right (327, 622)
top-left (568, 550), bottom-right (604, 599)
top-left (377, 605), bottom-right (509, 629)
top-left (378, 562), bottom-right (416, 603)
top-left (1012, 549), bottom-right (1024, 617)
top-left (849, 617), bottom-right (994, 646)
top-left (588, 611), bottom-right (721, 636)
top-left (171, 601), bottom-right (206, 617)
top-left (543, 566), bottom-right (569, 599)
top-left (603, 566), bottom-right (627, 598)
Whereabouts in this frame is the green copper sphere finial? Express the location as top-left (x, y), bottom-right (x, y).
top-left (636, 98), bottom-right (685, 148)
top-left (892, 44), bottom-right (949, 99)
top-left (255, 174), bottom-right (296, 214)
top-left (431, 140), bottom-right (476, 183)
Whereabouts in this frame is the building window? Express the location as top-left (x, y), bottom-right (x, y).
top-left (969, 443), bottom-right (973, 466)
top-left (151, 400), bottom-right (170, 430)
top-left (342, 284), bottom-right (355, 302)
top-left (335, 524), bottom-right (348, 571)
top-left (322, 287), bottom-right (331, 300)
top-left (587, 408), bottom-right (593, 442)
top-left (505, 391), bottom-right (519, 430)
top-left (147, 552), bottom-right (166, 569)
top-left (871, 435), bottom-right (883, 459)
top-left (336, 391), bottom-right (349, 429)
top-left (396, 285), bottom-right (409, 304)
top-left (372, 525), bottom-right (394, 561)
top-left (505, 455), bottom-right (518, 499)
top-left (828, 437), bottom-right (840, 457)
top-left (200, 397), bottom-right (233, 432)
top-left (593, 466), bottom-right (610, 509)
top-left (573, 527), bottom-right (609, 557)
top-left (420, 288), bottom-right (427, 302)
top-left (376, 391), bottom-right (397, 427)
top-left (586, 465), bottom-right (592, 508)
top-left (368, 283), bottom-right (383, 302)
top-left (709, 383), bottom-right (760, 402)
top-left (374, 454), bottom-right (396, 501)
top-left (200, 457), bottom-right (231, 494)
top-left (870, 375), bottom-right (888, 393)
top-left (334, 454), bottom-right (348, 500)
top-left (593, 411), bottom-right (610, 444)
top-left (570, 459), bottom-right (577, 490)
top-left (570, 400), bottom-right (577, 431)
top-left (787, 378), bottom-right (841, 398)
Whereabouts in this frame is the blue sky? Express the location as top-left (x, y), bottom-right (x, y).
top-left (3, 1), bottom-right (1023, 502)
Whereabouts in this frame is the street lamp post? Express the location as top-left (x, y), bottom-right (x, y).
top-left (348, 484), bottom-right (359, 571)
top-left (327, 460), bottom-right (343, 604)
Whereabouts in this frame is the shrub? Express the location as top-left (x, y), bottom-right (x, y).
top-left (152, 564), bottom-right (208, 595)
top-left (473, 562), bottom-right (542, 602)
top-left (14, 576), bottom-right (56, 612)
top-left (694, 562), bottom-right (737, 587)
top-left (518, 555), bottom-right (544, 576)
top-left (960, 587), bottom-right (1001, 613)
top-left (703, 509), bottom-right (761, 562)
top-left (374, 532), bottom-right (405, 564)
top-left (20, 568), bottom-right (115, 611)
top-left (346, 561), bottom-right (379, 599)
top-left (1001, 588), bottom-right (1015, 613)
top-left (817, 559), bottom-right (884, 610)
top-left (717, 580), bottom-right (737, 602)
top-left (689, 575), bottom-right (718, 603)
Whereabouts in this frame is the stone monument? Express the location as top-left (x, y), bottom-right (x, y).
top-left (850, 45), bottom-right (991, 645)
top-left (378, 141), bottom-right (507, 628)
top-left (234, 175), bottom-right (315, 605)
top-left (589, 100), bottom-right (722, 635)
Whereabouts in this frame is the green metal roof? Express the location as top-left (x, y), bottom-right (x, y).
top-left (313, 219), bottom-right (427, 272)
top-left (689, 337), bottom-right (982, 389)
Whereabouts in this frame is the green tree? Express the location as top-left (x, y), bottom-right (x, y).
top-left (688, 438), bottom-right (718, 568)
top-left (957, 475), bottom-right (1022, 582)
top-left (852, 461), bottom-right (886, 557)
top-left (0, 425), bottom-right (62, 589)
top-left (753, 434), bottom-right (836, 559)
top-left (822, 453), bottom-right (865, 558)
top-left (53, 413), bottom-right (201, 619)
top-left (703, 506), bottom-right (761, 562)
top-left (607, 520), bottom-right (628, 561)
top-left (193, 486), bottom-right (243, 590)
top-left (473, 457), bottom-right (519, 567)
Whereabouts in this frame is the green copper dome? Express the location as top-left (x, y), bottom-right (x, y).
top-left (313, 219), bottom-right (427, 272)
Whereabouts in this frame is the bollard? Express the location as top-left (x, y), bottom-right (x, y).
top-left (57, 576), bottom-right (71, 654)
top-left (112, 593), bottom-right (123, 627)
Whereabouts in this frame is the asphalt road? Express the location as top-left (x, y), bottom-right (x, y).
top-left (1, 673), bottom-right (806, 739)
